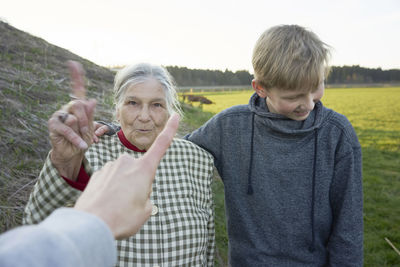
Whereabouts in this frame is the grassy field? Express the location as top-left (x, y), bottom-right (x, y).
top-left (182, 87), bottom-right (400, 266)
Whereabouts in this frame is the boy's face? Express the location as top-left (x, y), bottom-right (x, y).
top-left (252, 80), bottom-right (325, 121)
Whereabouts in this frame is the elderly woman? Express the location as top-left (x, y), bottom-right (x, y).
top-left (24, 62), bottom-right (215, 266)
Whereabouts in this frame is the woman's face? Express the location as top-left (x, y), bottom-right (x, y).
top-left (116, 79), bottom-right (169, 150)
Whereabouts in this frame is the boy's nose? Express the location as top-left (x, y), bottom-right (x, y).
top-left (304, 96), bottom-right (315, 111)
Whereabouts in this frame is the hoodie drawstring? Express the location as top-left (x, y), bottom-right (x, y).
top-left (309, 128), bottom-right (318, 252)
top-left (247, 108), bottom-right (318, 252)
top-left (247, 113), bottom-right (255, 195)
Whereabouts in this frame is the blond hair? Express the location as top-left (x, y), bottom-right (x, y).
top-left (252, 25), bottom-right (331, 91)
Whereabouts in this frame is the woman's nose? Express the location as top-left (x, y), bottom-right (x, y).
top-left (138, 106), bottom-right (150, 121)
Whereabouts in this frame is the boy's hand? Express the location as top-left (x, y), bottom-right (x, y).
top-left (93, 122), bottom-right (120, 143)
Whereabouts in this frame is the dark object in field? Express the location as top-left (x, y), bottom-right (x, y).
top-left (182, 94), bottom-right (213, 104)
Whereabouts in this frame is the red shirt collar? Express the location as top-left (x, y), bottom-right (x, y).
top-left (117, 130), bottom-right (147, 152)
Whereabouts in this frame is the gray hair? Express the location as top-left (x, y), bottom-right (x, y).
top-left (113, 63), bottom-right (182, 117)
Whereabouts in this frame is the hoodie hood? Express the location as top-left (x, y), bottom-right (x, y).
top-left (248, 93), bottom-right (328, 135)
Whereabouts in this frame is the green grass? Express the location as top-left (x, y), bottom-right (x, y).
top-left (181, 104), bottom-right (228, 266)
top-left (363, 147), bottom-right (400, 266)
top-left (212, 176), bottom-right (228, 266)
top-left (181, 103), bottom-right (215, 128)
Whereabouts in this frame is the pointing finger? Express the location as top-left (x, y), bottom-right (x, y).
top-left (141, 113), bottom-right (180, 177)
top-left (67, 60), bottom-right (86, 99)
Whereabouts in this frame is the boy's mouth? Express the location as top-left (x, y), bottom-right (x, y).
top-left (294, 110), bottom-right (309, 117)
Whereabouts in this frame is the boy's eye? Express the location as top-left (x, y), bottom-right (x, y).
top-left (284, 96), bottom-right (299, 101)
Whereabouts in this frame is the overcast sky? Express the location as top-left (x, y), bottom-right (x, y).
top-left (2, 0), bottom-right (400, 72)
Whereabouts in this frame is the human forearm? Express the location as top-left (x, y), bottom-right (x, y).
top-left (50, 150), bottom-right (84, 180)
top-left (23, 153), bottom-right (82, 225)
top-left (184, 115), bottom-right (222, 169)
top-left (2, 208), bottom-right (116, 267)
top-left (328, 148), bottom-right (363, 266)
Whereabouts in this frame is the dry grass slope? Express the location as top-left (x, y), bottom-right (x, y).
top-left (0, 20), bottom-right (200, 233)
top-left (0, 21), bottom-right (116, 231)
top-left (0, 21), bottom-right (228, 266)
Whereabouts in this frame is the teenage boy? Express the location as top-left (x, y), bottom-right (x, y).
top-left (184, 25), bottom-right (363, 266)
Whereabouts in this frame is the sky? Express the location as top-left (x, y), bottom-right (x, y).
top-left (2, 0), bottom-right (400, 72)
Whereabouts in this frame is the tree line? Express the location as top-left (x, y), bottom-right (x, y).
top-left (166, 66), bottom-right (253, 87)
top-left (327, 65), bottom-right (400, 84)
top-left (165, 65), bottom-right (400, 87)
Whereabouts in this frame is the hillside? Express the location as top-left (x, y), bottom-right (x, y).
top-left (0, 20), bottom-right (206, 233)
top-left (0, 21), bottom-right (228, 264)
top-left (0, 21), bottom-right (117, 231)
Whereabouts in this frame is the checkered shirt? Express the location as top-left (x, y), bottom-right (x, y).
top-left (23, 136), bottom-right (215, 267)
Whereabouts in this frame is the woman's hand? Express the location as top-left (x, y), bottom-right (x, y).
top-left (48, 61), bottom-right (96, 180)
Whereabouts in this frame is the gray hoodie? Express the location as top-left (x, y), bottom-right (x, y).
top-left (185, 93), bottom-right (363, 266)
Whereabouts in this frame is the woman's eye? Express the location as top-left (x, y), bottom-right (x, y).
top-left (128, 101), bottom-right (137, 105)
top-left (153, 103), bottom-right (162, 107)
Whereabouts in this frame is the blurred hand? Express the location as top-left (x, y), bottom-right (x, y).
top-left (75, 113), bottom-right (180, 239)
top-left (48, 61), bottom-right (96, 179)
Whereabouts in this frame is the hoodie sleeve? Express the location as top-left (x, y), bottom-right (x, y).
top-left (328, 137), bottom-right (363, 266)
top-left (184, 114), bottom-right (223, 171)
